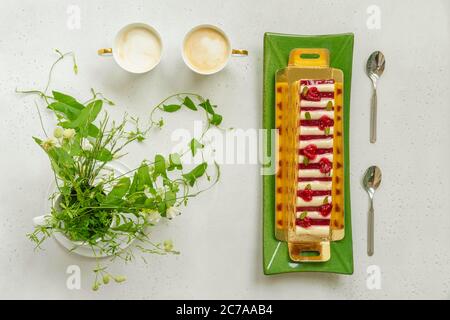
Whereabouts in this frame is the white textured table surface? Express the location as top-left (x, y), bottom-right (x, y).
top-left (0, 0), bottom-right (449, 299)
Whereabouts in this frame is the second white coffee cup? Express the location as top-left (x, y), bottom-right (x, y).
top-left (182, 24), bottom-right (248, 75)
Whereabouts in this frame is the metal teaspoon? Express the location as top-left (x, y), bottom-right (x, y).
top-left (363, 166), bottom-right (382, 256)
top-left (366, 51), bottom-right (385, 143)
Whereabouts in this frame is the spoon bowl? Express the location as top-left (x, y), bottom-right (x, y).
top-left (366, 51), bottom-right (385, 85)
top-left (363, 165), bottom-right (382, 197)
top-left (363, 165), bottom-right (382, 256)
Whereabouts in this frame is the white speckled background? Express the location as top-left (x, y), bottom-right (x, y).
top-left (0, 0), bottom-right (449, 299)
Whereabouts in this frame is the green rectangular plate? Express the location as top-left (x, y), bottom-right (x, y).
top-left (263, 32), bottom-right (354, 275)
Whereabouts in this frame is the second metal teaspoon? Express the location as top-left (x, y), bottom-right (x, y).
top-left (366, 51), bottom-right (385, 143)
top-left (363, 166), bottom-right (382, 256)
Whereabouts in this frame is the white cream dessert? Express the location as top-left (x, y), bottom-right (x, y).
top-left (296, 79), bottom-right (335, 238)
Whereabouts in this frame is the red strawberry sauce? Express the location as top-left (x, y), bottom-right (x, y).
top-left (296, 218), bottom-right (330, 227)
top-left (318, 158), bottom-right (332, 174)
top-left (303, 144), bottom-right (318, 160)
top-left (299, 148), bottom-right (333, 156)
top-left (298, 177), bottom-right (332, 182)
top-left (299, 135), bottom-right (333, 140)
top-left (300, 80), bottom-right (335, 85)
top-left (300, 117), bottom-right (334, 128)
top-left (298, 189), bottom-right (331, 200)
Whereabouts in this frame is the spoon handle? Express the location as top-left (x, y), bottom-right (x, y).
top-left (370, 88), bottom-right (377, 143)
top-left (368, 199), bottom-right (374, 256)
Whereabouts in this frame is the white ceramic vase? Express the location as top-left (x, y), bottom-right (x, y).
top-left (32, 162), bottom-right (135, 258)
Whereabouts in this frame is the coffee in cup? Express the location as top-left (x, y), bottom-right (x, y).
top-left (182, 24), bottom-right (247, 75)
top-left (98, 23), bottom-right (162, 74)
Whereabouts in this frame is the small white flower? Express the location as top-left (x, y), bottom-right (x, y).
top-left (147, 211), bottom-right (161, 224)
top-left (63, 128), bottom-right (76, 140)
top-left (53, 127), bottom-right (64, 139)
top-left (144, 186), bottom-right (152, 198)
top-left (156, 187), bottom-right (166, 197)
top-left (166, 206), bottom-right (181, 219)
top-left (81, 139), bottom-right (93, 151)
top-left (41, 137), bottom-right (58, 151)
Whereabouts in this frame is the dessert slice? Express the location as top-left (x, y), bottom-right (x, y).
top-left (296, 79), bottom-right (336, 239)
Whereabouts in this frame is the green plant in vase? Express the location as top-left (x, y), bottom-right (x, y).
top-left (18, 50), bottom-right (222, 290)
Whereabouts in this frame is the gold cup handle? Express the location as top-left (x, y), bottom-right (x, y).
top-left (98, 48), bottom-right (113, 55)
top-left (231, 49), bottom-right (248, 56)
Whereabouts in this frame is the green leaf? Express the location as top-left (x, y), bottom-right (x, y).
top-left (210, 113), bottom-right (223, 126)
top-left (111, 221), bottom-right (135, 232)
top-left (199, 100), bottom-right (215, 115)
top-left (40, 143), bottom-right (76, 180)
top-left (143, 197), bottom-right (157, 209)
top-left (303, 157), bottom-right (309, 165)
top-left (33, 137), bottom-right (42, 145)
top-left (48, 147), bottom-right (75, 169)
top-left (52, 91), bottom-right (84, 110)
top-left (169, 153), bottom-right (181, 166)
top-left (94, 148), bottom-right (113, 162)
top-left (163, 104), bottom-right (181, 112)
top-left (129, 172), bottom-right (139, 195)
top-left (104, 177), bottom-right (130, 204)
top-left (164, 191), bottom-right (176, 207)
top-left (129, 166), bottom-right (153, 196)
top-left (301, 86), bottom-right (309, 96)
top-left (305, 112), bottom-right (311, 120)
top-left (182, 162), bottom-right (207, 186)
top-left (326, 100), bottom-right (333, 111)
top-left (136, 135), bottom-right (145, 142)
top-left (65, 100), bottom-right (103, 136)
top-left (323, 196), bottom-right (329, 204)
top-left (88, 124), bottom-right (100, 137)
top-left (324, 127), bottom-right (331, 135)
top-left (59, 122), bottom-right (100, 138)
top-left (136, 164), bottom-right (153, 192)
top-left (189, 138), bottom-right (204, 156)
top-left (48, 102), bottom-right (81, 120)
top-left (67, 135), bottom-right (82, 156)
top-left (154, 154), bottom-right (166, 177)
top-left (168, 153), bottom-right (182, 171)
top-left (158, 201), bottom-right (167, 215)
top-left (305, 184), bottom-right (312, 190)
top-left (300, 211), bottom-right (308, 220)
top-left (183, 96), bottom-right (197, 111)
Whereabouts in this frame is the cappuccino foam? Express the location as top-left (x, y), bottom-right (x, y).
top-left (184, 27), bottom-right (229, 73)
top-left (116, 27), bottom-right (161, 73)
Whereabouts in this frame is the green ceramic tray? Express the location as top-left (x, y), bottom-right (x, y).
top-left (262, 32), bottom-right (354, 275)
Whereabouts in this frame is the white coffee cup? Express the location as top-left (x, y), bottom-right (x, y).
top-left (98, 22), bottom-right (163, 74)
top-left (182, 24), bottom-right (248, 75)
